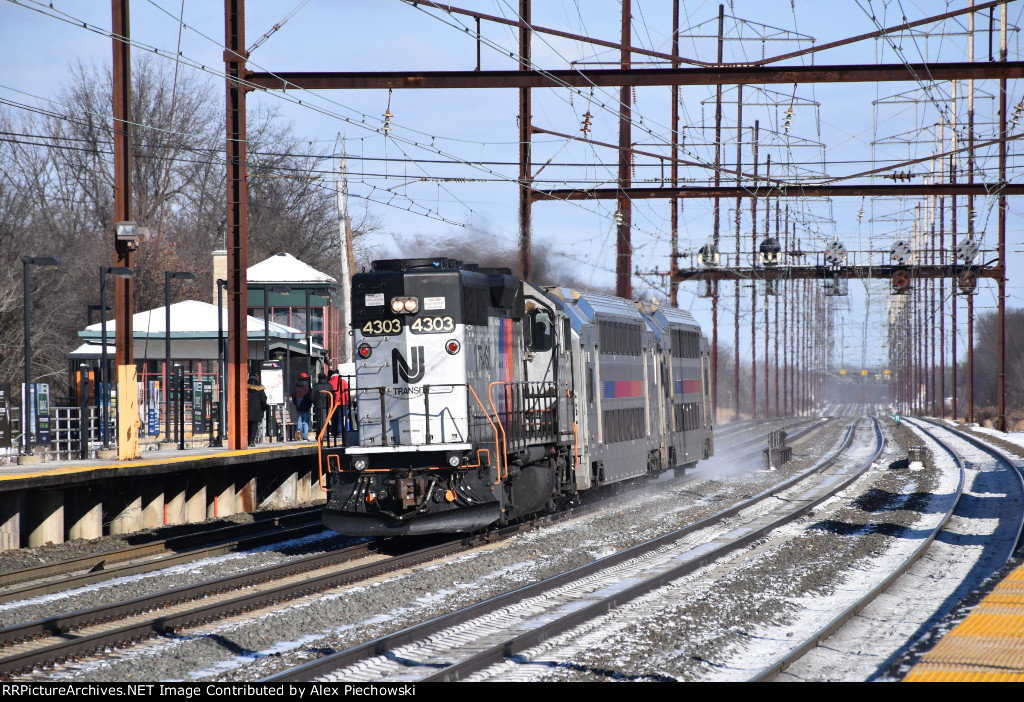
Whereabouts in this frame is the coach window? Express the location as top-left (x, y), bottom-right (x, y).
top-left (527, 309), bottom-right (553, 352)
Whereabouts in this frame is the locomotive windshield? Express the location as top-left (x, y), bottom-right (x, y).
top-left (526, 309), bottom-right (553, 352)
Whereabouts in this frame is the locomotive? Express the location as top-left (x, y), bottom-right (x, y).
top-left (321, 258), bottom-right (714, 536)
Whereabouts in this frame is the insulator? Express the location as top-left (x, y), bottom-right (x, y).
top-left (581, 111), bottom-right (592, 135)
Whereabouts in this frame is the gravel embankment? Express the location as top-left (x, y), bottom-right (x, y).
top-left (20, 417), bottom-right (856, 682)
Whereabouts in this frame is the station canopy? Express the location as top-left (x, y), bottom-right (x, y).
top-left (71, 300), bottom-right (323, 361)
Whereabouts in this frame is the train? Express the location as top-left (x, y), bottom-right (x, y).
top-left (321, 258), bottom-right (714, 536)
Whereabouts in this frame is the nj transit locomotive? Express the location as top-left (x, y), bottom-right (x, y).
top-left (321, 258), bottom-right (713, 536)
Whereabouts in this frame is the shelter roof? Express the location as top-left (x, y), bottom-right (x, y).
top-left (79, 300), bottom-right (305, 341)
top-left (247, 252), bottom-right (337, 286)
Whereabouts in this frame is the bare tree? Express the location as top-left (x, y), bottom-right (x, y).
top-left (958, 308), bottom-right (1024, 412)
top-left (0, 57), bottom-right (379, 393)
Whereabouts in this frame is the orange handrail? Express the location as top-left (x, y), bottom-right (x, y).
top-left (467, 384), bottom-right (504, 485)
top-left (316, 390), bottom-right (338, 492)
top-left (487, 382), bottom-right (510, 481)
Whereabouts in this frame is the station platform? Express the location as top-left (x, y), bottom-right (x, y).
top-left (0, 440), bottom-right (315, 489)
top-left (905, 559), bottom-right (1024, 681)
top-left (0, 439), bottom-right (334, 552)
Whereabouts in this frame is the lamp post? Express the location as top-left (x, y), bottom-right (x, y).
top-left (100, 266), bottom-right (134, 450)
top-left (21, 256), bottom-right (59, 456)
top-left (216, 278), bottom-right (226, 445)
top-left (87, 304), bottom-right (111, 326)
top-left (164, 271), bottom-right (197, 443)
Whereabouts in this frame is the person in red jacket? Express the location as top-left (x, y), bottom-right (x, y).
top-left (328, 370), bottom-right (350, 436)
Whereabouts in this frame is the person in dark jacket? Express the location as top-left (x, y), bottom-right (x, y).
top-left (293, 372), bottom-right (312, 440)
top-left (311, 372), bottom-right (335, 440)
top-left (247, 373), bottom-right (269, 446)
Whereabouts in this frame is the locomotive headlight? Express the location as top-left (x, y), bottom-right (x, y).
top-left (390, 297), bottom-right (419, 314)
top-left (445, 339), bottom-right (461, 355)
top-left (357, 343), bottom-right (372, 359)
top-left (352, 456), bottom-right (369, 471)
top-left (446, 453), bottom-right (462, 468)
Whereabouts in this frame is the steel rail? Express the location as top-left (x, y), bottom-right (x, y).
top-left (429, 418), bottom-right (882, 683)
top-left (712, 417), bottom-right (820, 456)
top-left (266, 418), bottom-right (873, 681)
top-left (0, 420), bottom-right (836, 678)
top-left (918, 418), bottom-right (1024, 552)
top-left (0, 509), bottom-right (321, 590)
top-left (0, 539), bottom-right (437, 677)
top-left (748, 418), bottom-right (961, 681)
top-left (0, 514), bottom-right (325, 605)
top-left (0, 493), bottom-right (605, 676)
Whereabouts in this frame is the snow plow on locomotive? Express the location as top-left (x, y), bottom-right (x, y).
top-left (320, 258), bottom-right (713, 536)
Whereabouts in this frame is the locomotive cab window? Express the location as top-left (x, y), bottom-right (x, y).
top-left (526, 309), bottom-right (553, 352)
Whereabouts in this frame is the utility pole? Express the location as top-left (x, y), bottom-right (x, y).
top-left (337, 147), bottom-right (355, 364)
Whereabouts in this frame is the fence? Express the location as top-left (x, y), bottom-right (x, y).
top-left (2, 371), bottom-right (359, 463)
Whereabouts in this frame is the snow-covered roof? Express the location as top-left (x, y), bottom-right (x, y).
top-left (68, 342), bottom-right (116, 359)
top-left (79, 300), bottom-right (305, 340)
top-left (247, 252), bottom-right (337, 286)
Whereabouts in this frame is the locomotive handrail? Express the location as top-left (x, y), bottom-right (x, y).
top-left (486, 382), bottom-right (509, 482)
top-left (466, 383), bottom-right (504, 485)
top-left (569, 388), bottom-right (579, 472)
top-left (486, 381), bottom-right (562, 479)
top-left (316, 391), bottom-right (339, 492)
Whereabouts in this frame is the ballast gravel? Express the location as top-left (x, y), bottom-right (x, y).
top-left (10, 413), bottom-right (990, 683)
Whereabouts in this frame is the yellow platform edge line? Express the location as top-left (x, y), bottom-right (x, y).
top-left (0, 443), bottom-right (305, 483)
top-left (906, 560), bottom-right (1024, 681)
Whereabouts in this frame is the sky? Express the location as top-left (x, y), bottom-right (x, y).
top-left (1, 0), bottom-right (1022, 371)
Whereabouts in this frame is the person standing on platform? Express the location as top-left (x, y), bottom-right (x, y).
top-left (311, 372), bottom-right (334, 441)
top-left (329, 369), bottom-right (350, 437)
top-left (293, 372), bottom-right (312, 440)
top-left (247, 373), bottom-right (269, 447)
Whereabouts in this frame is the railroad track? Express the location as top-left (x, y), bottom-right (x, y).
top-left (759, 416), bottom-right (1024, 682)
top-left (0, 416), bottom-right (798, 607)
top-left (264, 417), bottom-right (880, 682)
top-left (0, 416), bottom-right (838, 680)
top-left (0, 510), bottom-right (328, 604)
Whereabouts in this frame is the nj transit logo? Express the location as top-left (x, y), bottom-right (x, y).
top-left (392, 347), bottom-right (425, 384)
